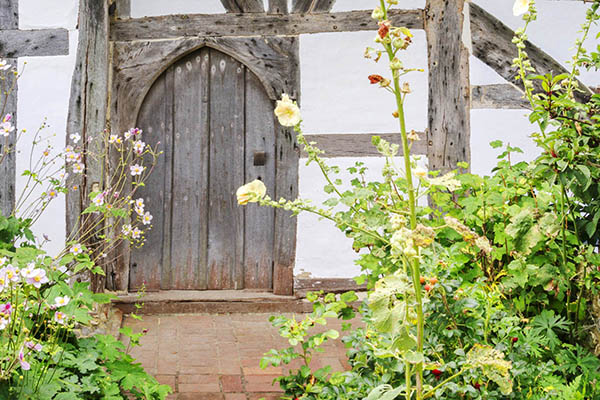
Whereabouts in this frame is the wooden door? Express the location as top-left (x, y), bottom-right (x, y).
top-left (129, 47), bottom-right (276, 291)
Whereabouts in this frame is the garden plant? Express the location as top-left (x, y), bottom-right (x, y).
top-left (237, 0), bottom-right (600, 398)
top-left (0, 60), bottom-right (171, 398)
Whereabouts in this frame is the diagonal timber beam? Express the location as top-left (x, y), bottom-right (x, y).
top-left (470, 3), bottom-right (592, 102)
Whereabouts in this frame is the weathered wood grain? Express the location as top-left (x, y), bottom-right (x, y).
top-left (273, 37), bottom-right (300, 296)
top-left (301, 133), bottom-right (427, 158)
top-left (0, 29), bottom-right (69, 58)
top-left (113, 0), bottom-right (131, 19)
top-left (470, 2), bottom-right (592, 102)
top-left (66, 0), bottom-right (110, 292)
top-left (238, 0), bottom-right (265, 12)
top-left (0, 0), bottom-right (17, 30)
top-left (220, 0), bottom-right (242, 12)
top-left (171, 51), bottom-right (209, 290)
top-left (268, 0), bottom-right (288, 14)
top-left (292, 0), bottom-right (313, 13)
top-left (129, 70), bottom-right (169, 292)
top-left (471, 84), bottom-right (531, 110)
top-left (244, 70), bottom-right (276, 290)
top-left (426, 0), bottom-right (471, 173)
top-left (0, 0), bottom-right (17, 217)
top-left (113, 36), bottom-right (298, 132)
top-left (110, 9), bottom-right (424, 40)
top-left (311, 0), bottom-right (336, 13)
top-left (0, 61), bottom-right (16, 217)
top-left (207, 51), bottom-right (246, 290)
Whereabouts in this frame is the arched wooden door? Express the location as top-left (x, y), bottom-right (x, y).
top-left (129, 47), bottom-right (276, 291)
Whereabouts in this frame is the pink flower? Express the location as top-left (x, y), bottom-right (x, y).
top-left (26, 269), bottom-right (49, 288)
top-left (54, 311), bottom-right (67, 325)
top-left (0, 114), bottom-right (14, 137)
top-left (19, 348), bottom-right (30, 371)
top-left (0, 303), bottom-right (11, 315)
top-left (25, 341), bottom-right (42, 352)
top-left (130, 164), bottom-right (145, 176)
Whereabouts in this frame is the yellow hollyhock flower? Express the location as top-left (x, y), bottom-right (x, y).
top-left (513, 0), bottom-right (530, 16)
top-left (236, 180), bottom-right (267, 205)
top-left (274, 94), bottom-right (301, 127)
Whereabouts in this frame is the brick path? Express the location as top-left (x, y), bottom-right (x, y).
top-left (122, 313), bottom-right (354, 400)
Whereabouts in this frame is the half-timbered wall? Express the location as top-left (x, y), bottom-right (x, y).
top-left (9, 0), bottom-right (600, 284)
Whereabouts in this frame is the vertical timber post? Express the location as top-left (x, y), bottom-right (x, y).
top-left (0, 0), bottom-right (18, 217)
top-left (273, 37), bottom-right (300, 296)
top-left (66, 0), bottom-right (110, 292)
top-left (425, 0), bottom-right (471, 173)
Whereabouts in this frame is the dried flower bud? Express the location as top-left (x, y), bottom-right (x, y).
top-left (378, 20), bottom-right (391, 39)
top-left (401, 82), bottom-right (411, 93)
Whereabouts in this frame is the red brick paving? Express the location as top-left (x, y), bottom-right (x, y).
top-left (122, 313), bottom-right (354, 399)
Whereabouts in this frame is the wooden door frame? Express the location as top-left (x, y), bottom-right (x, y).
top-left (110, 37), bottom-right (300, 295)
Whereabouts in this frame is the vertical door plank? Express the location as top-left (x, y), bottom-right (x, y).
top-left (169, 50), bottom-right (209, 290)
top-left (244, 71), bottom-right (276, 290)
top-left (208, 50), bottom-right (246, 290)
top-left (129, 72), bottom-right (169, 291)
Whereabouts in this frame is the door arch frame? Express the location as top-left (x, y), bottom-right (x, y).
top-left (110, 35), bottom-right (300, 294)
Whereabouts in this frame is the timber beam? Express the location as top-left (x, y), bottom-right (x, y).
top-left (109, 9), bottom-right (425, 40)
top-left (301, 133), bottom-right (427, 158)
top-left (0, 29), bottom-right (68, 58)
top-left (470, 3), bottom-right (592, 101)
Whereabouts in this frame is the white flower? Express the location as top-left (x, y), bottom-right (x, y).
top-left (414, 167), bottom-right (427, 178)
top-left (134, 198), bottom-right (144, 210)
top-left (274, 94), bottom-right (301, 127)
top-left (69, 133), bottom-right (81, 144)
top-left (109, 134), bottom-right (121, 144)
top-left (47, 189), bottom-right (58, 199)
top-left (54, 311), bottom-right (67, 325)
top-left (130, 164), bottom-right (145, 176)
top-left (72, 162), bottom-right (85, 174)
top-left (66, 152), bottom-right (80, 163)
top-left (53, 296), bottom-right (70, 308)
top-left (70, 243), bottom-right (83, 256)
top-left (0, 316), bottom-right (9, 330)
top-left (131, 227), bottom-right (142, 239)
top-left (142, 212), bottom-right (153, 225)
top-left (0, 59), bottom-right (11, 71)
top-left (236, 180), bottom-right (267, 205)
top-left (64, 145), bottom-right (74, 155)
top-left (0, 115), bottom-right (14, 137)
top-left (92, 193), bottom-right (104, 206)
top-left (1, 265), bottom-right (20, 283)
top-left (21, 263), bottom-right (36, 278)
top-left (133, 140), bottom-right (145, 154)
top-left (513, 0), bottom-right (530, 16)
top-left (122, 224), bottom-right (132, 236)
top-left (0, 257), bottom-right (6, 267)
top-left (134, 207), bottom-right (144, 216)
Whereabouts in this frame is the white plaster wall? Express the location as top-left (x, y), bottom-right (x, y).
top-left (12, 1), bottom-right (599, 279)
top-left (15, 0), bottom-right (78, 256)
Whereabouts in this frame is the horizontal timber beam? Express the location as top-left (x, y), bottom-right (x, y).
top-left (109, 9), bottom-right (424, 41)
top-left (0, 29), bottom-right (69, 58)
top-left (471, 84), bottom-right (530, 109)
top-left (301, 133), bottom-right (427, 158)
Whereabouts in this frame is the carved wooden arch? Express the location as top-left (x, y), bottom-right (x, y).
top-left (113, 36), bottom-right (299, 134)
